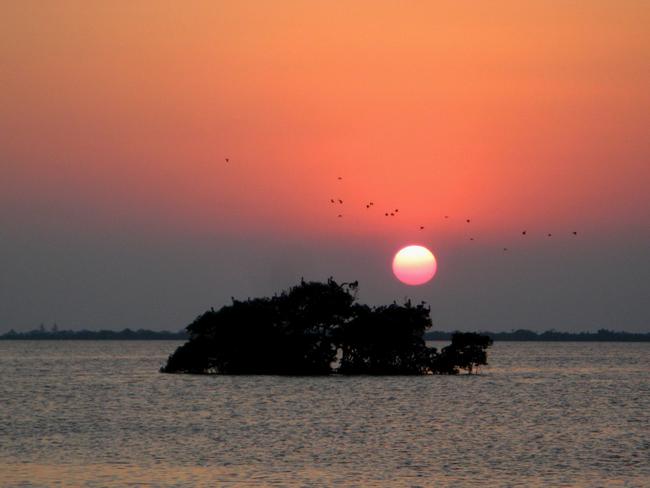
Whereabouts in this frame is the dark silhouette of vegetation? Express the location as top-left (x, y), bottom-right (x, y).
top-left (431, 333), bottom-right (493, 374)
top-left (337, 301), bottom-right (434, 374)
top-left (164, 279), bottom-right (358, 374)
top-left (160, 279), bottom-right (493, 375)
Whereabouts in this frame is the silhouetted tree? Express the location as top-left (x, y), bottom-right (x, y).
top-left (337, 301), bottom-right (433, 374)
top-left (432, 332), bottom-right (493, 374)
top-left (162, 279), bottom-right (359, 374)
top-left (160, 280), bottom-right (493, 375)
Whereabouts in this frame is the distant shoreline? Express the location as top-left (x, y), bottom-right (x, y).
top-left (0, 328), bottom-right (648, 341)
top-left (426, 329), bottom-right (650, 342)
top-left (0, 329), bottom-right (188, 340)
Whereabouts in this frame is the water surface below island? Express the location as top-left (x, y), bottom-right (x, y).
top-left (1, 341), bottom-right (648, 487)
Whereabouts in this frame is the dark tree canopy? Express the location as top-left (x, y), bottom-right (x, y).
top-left (161, 279), bottom-right (492, 375)
top-left (337, 301), bottom-right (434, 375)
top-left (432, 332), bottom-right (493, 375)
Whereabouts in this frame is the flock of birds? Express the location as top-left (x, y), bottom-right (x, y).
top-left (327, 175), bottom-right (579, 251)
top-left (223, 157), bottom-right (580, 252)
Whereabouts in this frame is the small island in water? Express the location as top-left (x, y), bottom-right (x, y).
top-left (161, 279), bottom-right (492, 375)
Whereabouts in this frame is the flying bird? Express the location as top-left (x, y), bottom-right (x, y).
top-left (444, 216), bottom-right (449, 219)
top-left (573, 231), bottom-right (578, 235)
top-left (338, 199), bottom-right (343, 204)
top-left (337, 176), bottom-right (343, 180)
top-left (385, 213), bottom-right (389, 216)
top-left (338, 214), bottom-right (343, 218)
top-left (548, 233), bottom-right (552, 237)
top-left (330, 199), bottom-right (335, 203)
top-left (466, 219), bottom-right (471, 223)
top-left (225, 158), bottom-right (229, 163)
top-left (522, 231), bottom-right (527, 235)
top-left (419, 226), bottom-right (424, 230)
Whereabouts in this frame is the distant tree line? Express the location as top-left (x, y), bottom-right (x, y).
top-left (2, 325), bottom-right (647, 342)
top-left (425, 329), bottom-right (650, 342)
top-left (161, 279), bottom-right (492, 375)
top-left (0, 327), bottom-right (188, 340)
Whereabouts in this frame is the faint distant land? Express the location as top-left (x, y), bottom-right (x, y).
top-left (161, 279), bottom-right (492, 375)
top-left (0, 327), bottom-right (188, 340)
top-left (425, 329), bottom-right (650, 342)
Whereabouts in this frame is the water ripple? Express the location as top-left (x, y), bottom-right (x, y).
top-left (0, 341), bottom-right (648, 487)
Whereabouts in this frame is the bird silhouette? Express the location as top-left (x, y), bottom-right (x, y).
top-left (338, 214), bottom-right (343, 218)
top-left (503, 247), bottom-right (508, 251)
top-left (419, 226), bottom-right (424, 230)
top-left (338, 199), bottom-right (343, 204)
top-left (225, 158), bottom-right (229, 163)
top-left (337, 177), bottom-right (343, 180)
top-left (385, 213), bottom-right (389, 217)
top-left (547, 233), bottom-right (552, 237)
top-left (573, 231), bottom-right (578, 235)
top-left (330, 199), bottom-right (335, 203)
top-left (444, 216), bottom-right (449, 219)
top-left (390, 213), bottom-right (395, 216)
top-left (522, 231), bottom-right (527, 235)
top-left (466, 219), bottom-right (471, 223)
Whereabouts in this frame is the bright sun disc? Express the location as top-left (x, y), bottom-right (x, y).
top-left (392, 245), bottom-right (437, 285)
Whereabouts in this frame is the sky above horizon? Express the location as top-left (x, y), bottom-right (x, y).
top-left (1, 1), bottom-right (649, 332)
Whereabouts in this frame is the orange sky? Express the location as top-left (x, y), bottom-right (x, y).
top-left (1, 1), bottom-right (649, 330)
top-left (2, 1), bottom-right (649, 240)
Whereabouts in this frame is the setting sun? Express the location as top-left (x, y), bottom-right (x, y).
top-left (392, 245), bottom-right (437, 286)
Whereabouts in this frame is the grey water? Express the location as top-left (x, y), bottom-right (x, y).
top-left (0, 341), bottom-right (648, 487)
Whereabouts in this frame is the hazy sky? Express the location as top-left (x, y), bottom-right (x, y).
top-left (1, 1), bottom-right (649, 332)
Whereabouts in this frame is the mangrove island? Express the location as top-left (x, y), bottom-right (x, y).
top-left (161, 279), bottom-right (492, 375)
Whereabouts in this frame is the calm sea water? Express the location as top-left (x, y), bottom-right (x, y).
top-left (0, 341), bottom-right (648, 487)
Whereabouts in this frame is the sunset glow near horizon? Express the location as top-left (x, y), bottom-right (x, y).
top-left (1, 1), bottom-right (649, 332)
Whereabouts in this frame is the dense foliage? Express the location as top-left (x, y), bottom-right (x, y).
top-left (161, 279), bottom-right (493, 375)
